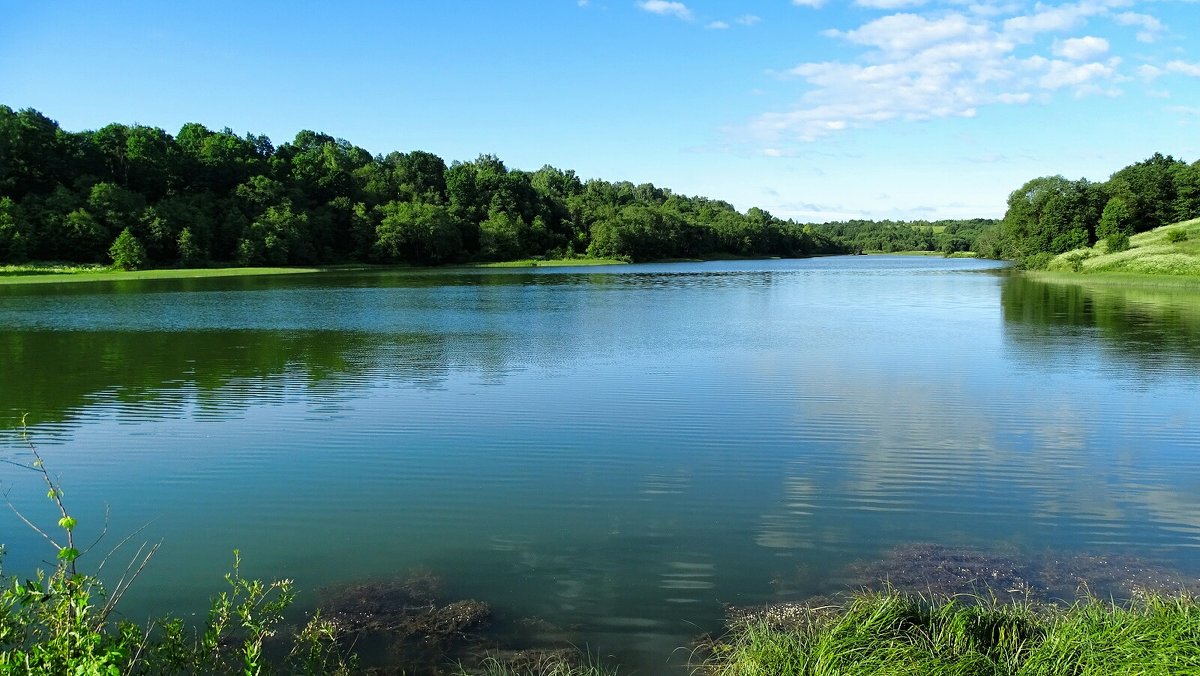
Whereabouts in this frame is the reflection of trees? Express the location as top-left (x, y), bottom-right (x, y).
top-left (0, 330), bottom-right (457, 431)
top-left (0, 265), bottom-right (796, 433)
top-left (1001, 275), bottom-right (1200, 371)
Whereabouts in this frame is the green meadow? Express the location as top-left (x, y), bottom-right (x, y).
top-left (1046, 218), bottom-right (1200, 278)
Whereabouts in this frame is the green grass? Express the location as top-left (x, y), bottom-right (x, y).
top-left (0, 257), bottom-right (629, 284)
top-left (0, 264), bottom-right (324, 285)
top-left (1026, 270), bottom-right (1200, 290)
top-left (867, 250), bottom-right (942, 256)
top-left (470, 257), bottom-right (628, 268)
top-left (1046, 218), bottom-right (1200, 277)
top-left (461, 653), bottom-right (618, 676)
top-left (699, 589), bottom-right (1200, 676)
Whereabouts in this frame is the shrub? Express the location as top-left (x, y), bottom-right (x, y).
top-left (1166, 229), bottom-right (1188, 243)
top-left (108, 227), bottom-right (147, 270)
top-left (2, 425), bottom-right (355, 674)
top-left (1064, 250), bottom-right (1091, 272)
top-left (1022, 252), bottom-right (1055, 270)
top-left (1104, 231), bottom-right (1131, 253)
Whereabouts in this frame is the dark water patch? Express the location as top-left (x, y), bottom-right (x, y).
top-left (837, 543), bottom-right (1200, 603)
top-left (846, 543), bottom-right (1035, 601)
top-left (318, 571), bottom-right (490, 672)
top-left (1033, 551), bottom-right (1200, 601)
top-left (317, 571), bottom-right (612, 675)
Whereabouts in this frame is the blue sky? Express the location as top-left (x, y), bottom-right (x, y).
top-left (2, 0), bottom-right (1198, 221)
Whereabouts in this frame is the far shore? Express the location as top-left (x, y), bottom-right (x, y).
top-left (0, 260), bottom-right (633, 285)
top-left (0, 265), bottom-right (333, 285)
top-left (0, 254), bottom-right (845, 285)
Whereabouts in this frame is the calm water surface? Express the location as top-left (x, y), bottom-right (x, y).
top-left (2, 256), bottom-right (1199, 671)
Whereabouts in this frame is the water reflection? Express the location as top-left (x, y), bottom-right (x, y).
top-left (0, 330), bottom-right (457, 432)
top-left (2, 260), bottom-right (1199, 673)
top-left (1001, 275), bottom-right (1200, 376)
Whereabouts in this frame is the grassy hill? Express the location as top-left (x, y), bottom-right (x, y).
top-left (1047, 218), bottom-right (1200, 276)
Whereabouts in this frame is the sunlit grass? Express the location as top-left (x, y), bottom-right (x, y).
top-left (1047, 218), bottom-right (1200, 277)
top-left (1, 262), bottom-right (109, 276)
top-left (461, 651), bottom-right (619, 676)
top-left (0, 264), bottom-right (325, 285)
top-left (471, 257), bottom-right (628, 268)
top-left (699, 589), bottom-right (1200, 676)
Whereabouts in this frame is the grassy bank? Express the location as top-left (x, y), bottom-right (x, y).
top-left (0, 264), bottom-right (325, 285)
top-left (1026, 270), bottom-right (1200, 290)
top-left (469, 257), bottom-right (628, 268)
top-left (699, 589), bottom-right (1200, 675)
top-left (0, 258), bottom-right (630, 284)
top-left (866, 250), bottom-right (978, 258)
top-left (1046, 217), bottom-right (1200, 277)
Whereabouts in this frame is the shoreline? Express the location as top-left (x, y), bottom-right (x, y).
top-left (1024, 269), bottom-right (1200, 290)
top-left (0, 253), bottom-right (849, 285)
top-left (0, 265), bottom-right (327, 285)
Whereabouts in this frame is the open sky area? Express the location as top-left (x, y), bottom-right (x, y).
top-left (2, 0), bottom-right (1198, 221)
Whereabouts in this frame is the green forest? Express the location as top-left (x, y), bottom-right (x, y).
top-left (0, 105), bottom-right (849, 268)
top-left (984, 153), bottom-right (1200, 268)
top-left (812, 218), bottom-right (997, 255)
top-left (3, 104), bottom-right (1196, 271)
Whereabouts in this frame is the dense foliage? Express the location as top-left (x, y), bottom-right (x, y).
top-left (0, 105), bottom-right (846, 267)
top-left (990, 153), bottom-right (1200, 268)
top-left (813, 218), bottom-right (998, 255)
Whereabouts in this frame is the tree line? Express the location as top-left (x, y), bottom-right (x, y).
top-left (812, 218), bottom-right (998, 255)
top-left (984, 153), bottom-right (1200, 267)
top-left (0, 105), bottom-right (847, 268)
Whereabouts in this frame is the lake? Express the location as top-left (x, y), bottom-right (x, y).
top-left (2, 256), bottom-right (1199, 672)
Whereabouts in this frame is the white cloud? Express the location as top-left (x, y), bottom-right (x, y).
top-left (636, 0), bottom-right (693, 20)
top-left (791, 0), bottom-right (826, 7)
top-left (856, 0), bottom-right (928, 8)
top-left (1113, 12), bottom-right (1163, 43)
top-left (996, 92), bottom-right (1033, 103)
top-left (1052, 36), bottom-right (1109, 60)
top-left (1002, 1), bottom-right (1115, 42)
top-left (1030, 57), bottom-right (1119, 90)
top-left (737, 14), bottom-right (762, 26)
top-left (1137, 64), bottom-right (1162, 81)
top-left (824, 13), bottom-right (989, 55)
top-left (1166, 61), bottom-right (1200, 77)
top-left (748, 1), bottom-right (1150, 145)
top-left (707, 20), bottom-right (730, 29)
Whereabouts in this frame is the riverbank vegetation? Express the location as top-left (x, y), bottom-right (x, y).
top-left (812, 218), bottom-right (997, 255)
top-left (0, 105), bottom-right (847, 269)
top-left (987, 153), bottom-right (1200, 272)
top-left (8, 434), bottom-right (1200, 674)
top-left (698, 588), bottom-right (1200, 676)
top-left (0, 431), bottom-right (611, 675)
top-left (1042, 218), bottom-right (1200, 276)
top-left (0, 263), bottom-right (324, 284)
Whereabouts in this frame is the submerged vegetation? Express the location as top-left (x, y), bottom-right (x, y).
top-left (0, 427), bottom-right (614, 674)
top-left (6, 429), bottom-right (1200, 674)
